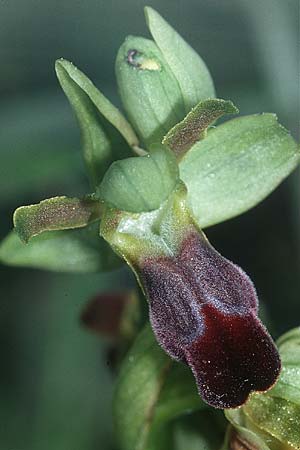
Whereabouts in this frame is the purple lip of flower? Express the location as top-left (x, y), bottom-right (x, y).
top-left (140, 230), bottom-right (281, 409)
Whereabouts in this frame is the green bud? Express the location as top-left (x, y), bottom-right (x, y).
top-left (115, 8), bottom-right (215, 149)
top-left (116, 36), bottom-right (184, 147)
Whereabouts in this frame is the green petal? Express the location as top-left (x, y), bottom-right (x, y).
top-left (163, 98), bottom-right (238, 157)
top-left (0, 223), bottom-right (121, 273)
top-left (113, 324), bottom-right (204, 450)
top-left (55, 59), bottom-right (137, 186)
top-left (97, 144), bottom-right (179, 213)
top-left (180, 113), bottom-right (300, 228)
top-left (115, 36), bottom-right (185, 147)
top-left (13, 196), bottom-right (101, 243)
top-left (144, 7), bottom-right (215, 113)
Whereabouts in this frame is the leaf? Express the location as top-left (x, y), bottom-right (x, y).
top-left (163, 98), bottom-right (238, 157)
top-left (243, 396), bottom-right (300, 449)
top-left (276, 327), bottom-right (300, 348)
top-left (261, 327), bottom-right (300, 410)
top-left (13, 196), bottom-right (102, 243)
top-left (243, 327), bottom-right (300, 449)
top-left (0, 223), bottom-right (122, 273)
top-left (114, 324), bottom-right (204, 450)
top-left (172, 411), bottom-right (225, 450)
top-left (97, 145), bottom-right (179, 212)
top-left (224, 409), bottom-right (273, 450)
top-left (270, 341), bottom-right (300, 406)
top-left (55, 59), bottom-right (137, 186)
top-left (270, 365), bottom-right (300, 407)
top-left (144, 7), bottom-right (215, 114)
top-left (115, 36), bottom-right (185, 147)
top-left (180, 113), bottom-right (300, 228)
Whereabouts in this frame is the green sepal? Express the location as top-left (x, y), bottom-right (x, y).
top-left (55, 59), bottom-right (138, 186)
top-left (180, 113), bottom-right (300, 228)
top-left (0, 223), bottom-right (122, 273)
top-left (144, 7), bottom-right (215, 113)
top-left (96, 144), bottom-right (179, 213)
top-left (13, 196), bottom-right (102, 243)
top-left (115, 36), bottom-right (185, 147)
top-left (163, 99), bottom-right (238, 157)
top-left (113, 323), bottom-right (205, 450)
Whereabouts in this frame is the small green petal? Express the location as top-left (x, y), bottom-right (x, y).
top-left (13, 196), bottom-right (101, 243)
top-left (163, 98), bottom-right (238, 157)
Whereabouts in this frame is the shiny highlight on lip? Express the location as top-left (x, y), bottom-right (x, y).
top-left (140, 231), bottom-right (281, 409)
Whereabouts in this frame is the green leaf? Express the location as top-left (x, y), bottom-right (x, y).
top-left (0, 223), bottom-right (121, 273)
top-left (276, 327), bottom-right (300, 348)
top-left (13, 196), bottom-right (102, 243)
top-left (243, 396), bottom-right (300, 449)
top-left (55, 59), bottom-right (137, 186)
top-left (172, 411), bottom-right (225, 450)
top-left (180, 113), bottom-right (300, 228)
top-left (243, 328), bottom-right (300, 448)
top-left (97, 145), bottom-right (179, 212)
top-left (224, 409), bottom-right (273, 450)
top-left (264, 328), bottom-right (300, 408)
top-left (115, 36), bottom-right (185, 147)
top-left (270, 337), bottom-right (300, 406)
top-left (163, 99), bottom-right (238, 157)
top-left (144, 7), bottom-right (215, 114)
top-left (114, 324), bottom-right (204, 450)
top-left (270, 366), bottom-right (300, 407)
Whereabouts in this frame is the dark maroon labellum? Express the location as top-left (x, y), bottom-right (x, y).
top-left (140, 231), bottom-right (281, 409)
top-left (81, 292), bottom-right (129, 337)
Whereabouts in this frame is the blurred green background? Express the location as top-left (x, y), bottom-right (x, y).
top-left (0, 0), bottom-right (299, 449)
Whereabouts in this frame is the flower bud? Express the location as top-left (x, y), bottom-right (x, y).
top-left (100, 183), bottom-right (281, 409)
top-left (115, 8), bottom-right (215, 148)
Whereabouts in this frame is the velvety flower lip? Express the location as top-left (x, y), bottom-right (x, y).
top-left (81, 293), bottom-right (128, 337)
top-left (140, 230), bottom-right (281, 409)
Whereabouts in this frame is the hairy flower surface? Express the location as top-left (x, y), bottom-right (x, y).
top-left (141, 230), bottom-right (281, 408)
top-left (101, 185), bottom-right (281, 408)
